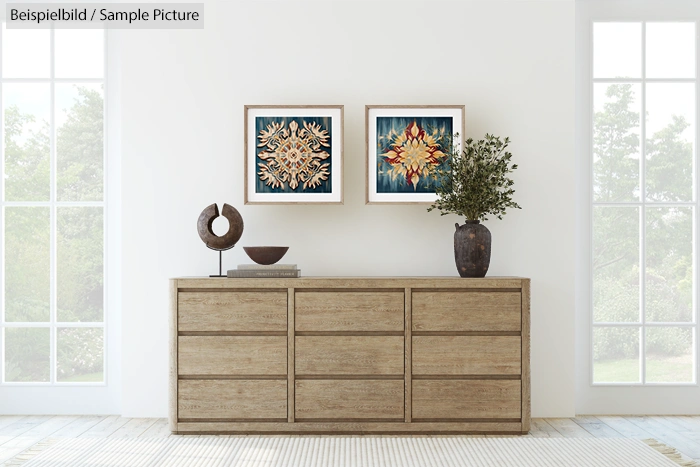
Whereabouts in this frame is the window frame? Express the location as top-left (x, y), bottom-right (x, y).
top-left (0, 25), bottom-right (109, 387)
top-left (589, 19), bottom-right (699, 387)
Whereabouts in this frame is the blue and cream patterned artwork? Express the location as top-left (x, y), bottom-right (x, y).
top-left (255, 116), bottom-right (333, 194)
top-left (376, 116), bottom-right (453, 193)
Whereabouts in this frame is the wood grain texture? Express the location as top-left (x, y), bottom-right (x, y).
top-left (170, 276), bottom-right (531, 435)
top-left (174, 277), bottom-right (526, 290)
top-left (175, 420), bottom-right (522, 434)
top-left (412, 291), bottom-right (521, 332)
top-left (178, 380), bottom-right (287, 419)
top-left (287, 288), bottom-right (295, 423)
top-left (296, 336), bottom-right (404, 375)
top-left (405, 288), bottom-right (412, 423)
top-left (295, 292), bottom-right (404, 331)
top-left (412, 380), bottom-right (521, 419)
top-left (178, 291), bottom-right (287, 332)
top-left (521, 278), bottom-right (531, 432)
top-left (178, 336), bottom-right (286, 375)
top-left (295, 380), bottom-right (404, 419)
top-left (413, 336), bottom-right (521, 375)
top-left (169, 280), bottom-right (178, 431)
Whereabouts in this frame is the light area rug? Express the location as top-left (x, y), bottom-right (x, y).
top-left (3, 436), bottom-right (699, 467)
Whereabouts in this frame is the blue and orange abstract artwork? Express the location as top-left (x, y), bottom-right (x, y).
top-left (376, 116), bottom-right (453, 193)
top-left (255, 116), bottom-right (333, 194)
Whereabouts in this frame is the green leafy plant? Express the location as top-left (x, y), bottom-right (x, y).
top-left (428, 134), bottom-right (521, 222)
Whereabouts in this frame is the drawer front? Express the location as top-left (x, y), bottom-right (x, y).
top-left (178, 291), bottom-right (287, 332)
top-left (178, 336), bottom-right (287, 375)
top-left (296, 336), bottom-right (404, 375)
top-left (178, 380), bottom-right (287, 419)
top-left (412, 291), bottom-right (521, 332)
top-left (413, 336), bottom-right (521, 375)
top-left (295, 380), bottom-right (404, 420)
top-left (296, 292), bottom-right (404, 332)
top-left (412, 380), bottom-right (521, 419)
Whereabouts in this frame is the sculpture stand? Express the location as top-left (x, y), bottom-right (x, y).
top-left (208, 245), bottom-right (234, 278)
top-left (210, 250), bottom-right (224, 277)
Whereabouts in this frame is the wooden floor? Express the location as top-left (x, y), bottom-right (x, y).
top-left (0, 416), bottom-right (699, 464)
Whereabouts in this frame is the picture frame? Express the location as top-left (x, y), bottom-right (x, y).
top-left (244, 105), bottom-right (344, 204)
top-left (365, 105), bottom-right (465, 204)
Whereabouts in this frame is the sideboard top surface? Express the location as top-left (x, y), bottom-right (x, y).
top-left (172, 277), bottom-right (530, 289)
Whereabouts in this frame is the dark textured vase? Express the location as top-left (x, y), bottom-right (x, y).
top-left (454, 221), bottom-right (492, 278)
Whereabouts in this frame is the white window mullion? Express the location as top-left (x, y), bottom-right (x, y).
top-left (640, 21), bottom-right (647, 385)
top-left (695, 19), bottom-right (700, 386)
top-left (589, 18), bottom-right (596, 387)
top-left (102, 29), bottom-right (109, 386)
top-left (49, 27), bottom-right (56, 385)
top-left (0, 22), bottom-right (5, 386)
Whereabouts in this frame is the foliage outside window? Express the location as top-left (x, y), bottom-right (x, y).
top-left (592, 22), bottom-right (696, 384)
top-left (1, 27), bottom-right (106, 384)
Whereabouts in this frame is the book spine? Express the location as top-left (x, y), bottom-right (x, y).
top-left (237, 264), bottom-right (298, 270)
top-left (227, 270), bottom-right (301, 278)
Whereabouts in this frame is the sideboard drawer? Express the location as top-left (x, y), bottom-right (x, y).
top-left (296, 336), bottom-right (404, 375)
top-left (413, 336), bottom-right (521, 375)
top-left (178, 380), bottom-right (287, 420)
top-left (296, 292), bottom-right (404, 332)
top-left (178, 291), bottom-right (287, 332)
top-left (295, 380), bottom-right (404, 420)
top-left (412, 380), bottom-right (521, 420)
top-left (178, 336), bottom-right (287, 376)
top-left (412, 291), bottom-right (521, 332)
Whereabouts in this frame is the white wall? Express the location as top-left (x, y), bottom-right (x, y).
top-left (120, 0), bottom-right (575, 417)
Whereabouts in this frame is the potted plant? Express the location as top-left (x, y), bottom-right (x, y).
top-left (428, 134), bottom-right (521, 277)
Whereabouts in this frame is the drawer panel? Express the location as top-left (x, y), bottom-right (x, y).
top-left (296, 336), bottom-right (404, 375)
top-left (295, 380), bottom-right (404, 419)
top-left (178, 380), bottom-right (287, 419)
top-left (296, 292), bottom-right (404, 332)
top-left (178, 336), bottom-right (287, 375)
top-left (412, 380), bottom-right (521, 419)
top-left (178, 291), bottom-right (287, 332)
top-left (412, 291), bottom-right (521, 332)
top-left (413, 336), bottom-right (521, 375)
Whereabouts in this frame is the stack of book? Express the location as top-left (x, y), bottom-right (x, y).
top-left (227, 264), bottom-right (301, 278)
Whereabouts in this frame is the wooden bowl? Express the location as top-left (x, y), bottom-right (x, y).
top-left (243, 246), bottom-right (289, 265)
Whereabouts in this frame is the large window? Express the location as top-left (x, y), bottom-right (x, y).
top-left (592, 22), bottom-right (697, 384)
top-left (1, 26), bottom-right (106, 384)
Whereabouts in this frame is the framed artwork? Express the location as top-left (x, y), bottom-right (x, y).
top-left (244, 105), bottom-right (344, 204)
top-left (365, 105), bottom-right (465, 204)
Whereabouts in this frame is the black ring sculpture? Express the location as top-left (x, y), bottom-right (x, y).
top-left (197, 203), bottom-right (244, 276)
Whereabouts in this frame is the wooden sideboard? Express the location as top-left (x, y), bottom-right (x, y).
top-left (170, 277), bottom-right (530, 434)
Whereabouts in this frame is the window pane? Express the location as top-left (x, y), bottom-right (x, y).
top-left (646, 83), bottom-right (695, 202)
top-left (55, 30), bottom-right (104, 78)
top-left (57, 327), bottom-right (104, 382)
top-left (646, 327), bottom-right (694, 383)
top-left (4, 327), bottom-right (50, 382)
top-left (593, 207), bottom-right (640, 322)
top-left (56, 84), bottom-right (104, 202)
top-left (1, 25), bottom-right (50, 78)
top-left (594, 23), bottom-right (642, 79)
top-left (593, 83), bottom-right (641, 202)
top-left (3, 83), bottom-right (51, 201)
top-left (645, 207), bottom-right (693, 323)
top-left (57, 207), bottom-right (104, 322)
top-left (4, 207), bottom-right (50, 322)
top-left (646, 23), bottom-right (695, 79)
top-left (593, 327), bottom-right (640, 383)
